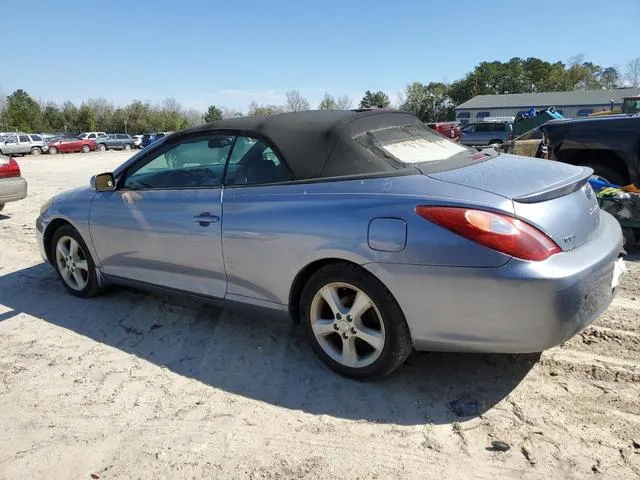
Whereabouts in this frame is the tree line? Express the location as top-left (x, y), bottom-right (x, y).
top-left (2, 55), bottom-right (639, 133)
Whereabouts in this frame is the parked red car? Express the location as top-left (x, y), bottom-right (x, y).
top-left (47, 136), bottom-right (97, 155)
top-left (427, 121), bottom-right (461, 141)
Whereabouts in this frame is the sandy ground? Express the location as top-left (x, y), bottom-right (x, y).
top-left (0, 151), bottom-right (639, 479)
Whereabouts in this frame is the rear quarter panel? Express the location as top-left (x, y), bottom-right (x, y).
top-left (221, 175), bottom-right (512, 306)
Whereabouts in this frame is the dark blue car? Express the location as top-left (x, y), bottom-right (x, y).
top-left (140, 132), bottom-right (172, 149)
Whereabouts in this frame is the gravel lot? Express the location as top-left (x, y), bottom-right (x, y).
top-left (0, 152), bottom-right (639, 479)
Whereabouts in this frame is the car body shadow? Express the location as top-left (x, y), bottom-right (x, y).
top-left (0, 263), bottom-right (539, 426)
top-left (0, 214), bottom-right (10, 220)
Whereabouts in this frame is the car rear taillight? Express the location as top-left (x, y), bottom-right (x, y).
top-left (0, 158), bottom-right (21, 179)
top-left (415, 206), bottom-right (561, 261)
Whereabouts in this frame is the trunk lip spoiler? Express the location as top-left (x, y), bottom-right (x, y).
top-left (513, 166), bottom-right (593, 204)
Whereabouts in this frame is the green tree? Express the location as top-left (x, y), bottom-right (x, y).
top-left (203, 105), bottom-right (223, 122)
top-left (4, 89), bottom-right (42, 131)
top-left (78, 104), bottom-right (97, 131)
top-left (126, 100), bottom-right (151, 134)
top-left (359, 90), bottom-right (390, 108)
top-left (42, 103), bottom-right (65, 132)
top-left (86, 98), bottom-right (114, 132)
top-left (599, 67), bottom-right (620, 89)
top-left (61, 102), bottom-right (79, 132)
top-left (318, 93), bottom-right (338, 110)
top-left (400, 82), bottom-right (454, 122)
top-left (248, 101), bottom-right (283, 116)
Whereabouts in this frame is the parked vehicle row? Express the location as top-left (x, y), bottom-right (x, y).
top-left (0, 131), bottom-right (172, 157)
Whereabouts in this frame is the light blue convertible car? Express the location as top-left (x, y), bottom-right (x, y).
top-left (36, 110), bottom-right (625, 379)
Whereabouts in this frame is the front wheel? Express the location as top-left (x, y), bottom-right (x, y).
top-left (51, 225), bottom-right (101, 298)
top-left (48, 146), bottom-right (58, 155)
top-left (300, 263), bottom-right (412, 380)
top-left (97, 144), bottom-right (106, 152)
top-left (124, 143), bottom-right (131, 151)
top-left (31, 147), bottom-right (42, 156)
top-left (81, 145), bottom-right (90, 153)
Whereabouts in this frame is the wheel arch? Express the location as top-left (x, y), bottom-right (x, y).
top-left (288, 257), bottom-right (388, 325)
top-left (556, 148), bottom-right (630, 184)
top-left (43, 218), bottom-right (75, 264)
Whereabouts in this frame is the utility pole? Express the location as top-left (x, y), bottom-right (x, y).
top-left (124, 119), bottom-right (128, 134)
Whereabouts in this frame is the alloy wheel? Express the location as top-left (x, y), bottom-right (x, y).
top-left (55, 235), bottom-right (89, 291)
top-left (309, 282), bottom-right (386, 368)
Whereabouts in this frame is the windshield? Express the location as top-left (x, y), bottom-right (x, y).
top-left (355, 123), bottom-right (493, 172)
top-left (77, 133), bottom-right (88, 139)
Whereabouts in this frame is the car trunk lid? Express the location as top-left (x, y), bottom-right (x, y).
top-left (427, 153), bottom-right (599, 251)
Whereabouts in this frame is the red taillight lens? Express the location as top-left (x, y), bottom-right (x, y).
top-left (0, 158), bottom-right (21, 179)
top-left (416, 206), bottom-right (561, 261)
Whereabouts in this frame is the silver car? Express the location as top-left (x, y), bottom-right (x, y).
top-left (36, 110), bottom-right (625, 379)
top-left (0, 133), bottom-right (49, 156)
top-left (0, 155), bottom-right (27, 211)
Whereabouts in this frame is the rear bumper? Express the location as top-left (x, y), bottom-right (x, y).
top-left (365, 211), bottom-right (624, 353)
top-left (0, 177), bottom-right (27, 203)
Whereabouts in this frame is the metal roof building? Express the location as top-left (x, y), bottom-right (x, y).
top-left (455, 88), bottom-right (640, 122)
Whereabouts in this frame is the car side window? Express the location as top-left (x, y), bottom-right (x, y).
top-left (123, 135), bottom-right (234, 190)
top-left (30, 135), bottom-right (43, 141)
top-left (224, 136), bottom-right (293, 186)
top-left (88, 134), bottom-right (96, 139)
top-left (5, 136), bottom-right (17, 144)
top-left (19, 135), bottom-right (30, 142)
top-left (461, 124), bottom-right (476, 133)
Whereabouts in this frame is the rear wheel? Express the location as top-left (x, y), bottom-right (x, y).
top-left (48, 146), bottom-right (58, 155)
top-left (300, 262), bottom-right (412, 380)
top-left (81, 145), bottom-right (90, 153)
top-left (51, 225), bottom-right (101, 298)
top-left (97, 144), bottom-right (106, 152)
top-left (30, 147), bottom-right (42, 156)
top-left (124, 143), bottom-right (131, 151)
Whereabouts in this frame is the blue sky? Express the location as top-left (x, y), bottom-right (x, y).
top-left (4, 0), bottom-right (639, 112)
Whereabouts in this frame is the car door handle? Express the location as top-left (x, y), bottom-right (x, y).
top-left (193, 212), bottom-right (220, 226)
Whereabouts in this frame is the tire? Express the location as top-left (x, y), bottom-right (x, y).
top-left (124, 143), bottom-right (131, 151)
top-left (48, 146), bottom-right (58, 155)
top-left (30, 147), bottom-right (42, 156)
top-left (50, 225), bottom-right (101, 298)
top-left (585, 164), bottom-right (626, 186)
top-left (97, 144), bottom-right (107, 152)
top-left (81, 144), bottom-right (90, 153)
top-left (300, 262), bottom-right (412, 380)
top-left (0, 203), bottom-right (4, 212)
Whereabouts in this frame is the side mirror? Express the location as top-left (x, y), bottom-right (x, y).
top-left (91, 172), bottom-right (116, 191)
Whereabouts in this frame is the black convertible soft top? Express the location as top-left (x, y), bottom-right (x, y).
top-left (179, 109), bottom-right (426, 180)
